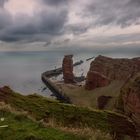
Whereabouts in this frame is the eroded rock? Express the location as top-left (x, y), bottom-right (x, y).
top-left (90, 55), bottom-right (140, 81)
top-left (62, 55), bottom-right (74, 83)
top-left (85, 71), bottom-right (110, 90)
top-left (119, 73), bottom-right (140, 137)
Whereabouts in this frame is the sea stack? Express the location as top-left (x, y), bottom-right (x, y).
top-left (62, 55), bottom-right (74, 83)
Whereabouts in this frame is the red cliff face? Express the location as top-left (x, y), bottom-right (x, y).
top-left (120, 73), bottom-right (140, 136)
top-left (62, 55), bottom-right (74, 83)
top-left (85, 55), bottom-right (140, 90)
top-left (85, 71), bottom-right (110, 90)
top-left (89, 55), bottom-right (140, 81)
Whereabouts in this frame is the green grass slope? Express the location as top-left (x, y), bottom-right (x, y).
top-left (0, 86), bottom-right (137, 139)
top-left (0, 109), bottom-right (86, 140)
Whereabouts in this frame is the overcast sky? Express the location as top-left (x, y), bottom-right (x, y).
top-left (0, 0), bottom-right (140, 52)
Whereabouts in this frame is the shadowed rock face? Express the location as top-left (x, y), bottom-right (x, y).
top-left (120, 73), bottom-right (140, 137)
top-left (85, 71), bottom-right (110, 90)
top-left (90, 55), bottom-right (140, 81)
top-left (0, 86), bottom-right (12, 102)
top-left (97, 95), bottom-right (112, 109)
top-left (62, 55), bottom-right (74, 83)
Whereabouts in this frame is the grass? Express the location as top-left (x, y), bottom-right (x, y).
top-left (0, 86), bottom-right (137, 139)
top-left (55, 80), bottom-right (124, 110)
top-left (0, 109), bottom-right (87, 140)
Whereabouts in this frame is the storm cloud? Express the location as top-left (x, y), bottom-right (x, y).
top-left (84, 0), bottom-right (140, 27)
top-left (0, 0), bottom-right (140, 51)
top-left (41, 0), bottom-right (69, 6)
top-left (129, 0), bottom-right (140, 6)
top-left (0, 9), bottom-right (11, 29)
top-left (0, 0), bottom-right (68, 42)
top-left (0, 0), bottom-right (7, 7)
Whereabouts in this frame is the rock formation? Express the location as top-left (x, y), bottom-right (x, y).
top-left (118, 73), bottom-right (140, 138)
top-left (97, 95), bottom-right (112, 109)
top-left (85, 71), bottom-right (110, 90)
top-left (0, 86), bottom-right (12, 103)
top-left (85, 55), bottom-right (140, 90)
top-left (62, 55), bottom-right (74, 83)
top-left (89, 55), bottom-right (140, 81)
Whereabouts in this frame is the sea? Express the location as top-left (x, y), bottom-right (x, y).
top-left (0, 50), bottom-right (138, 97)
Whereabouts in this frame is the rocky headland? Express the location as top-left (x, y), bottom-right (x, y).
top-left (88, 55), bottom-right (140, 81)
top-left (0, 55), bottom-right (140, 140)
top-left (40, 54), bottom-right (140, 139)
top-left (85, 55), bottom-right (140, 90)
top-left (53, 55), bottom-right (140, 106)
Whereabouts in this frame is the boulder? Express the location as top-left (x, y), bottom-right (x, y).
top-left (62, 55), bottom-right (74, 83)
top-left (85, 71), bottom-right (110, 90)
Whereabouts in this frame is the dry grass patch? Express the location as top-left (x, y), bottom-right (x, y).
top-left (55, 80), bottom-right (124, 110)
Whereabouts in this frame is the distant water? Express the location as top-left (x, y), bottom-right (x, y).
top-left (0, 50), bottom-right (138, 96)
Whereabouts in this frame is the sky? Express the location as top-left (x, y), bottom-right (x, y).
top-left (0, 0), bottom-right (140, 53)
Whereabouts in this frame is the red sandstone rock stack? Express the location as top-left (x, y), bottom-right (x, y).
top-left (85, 55), bottom-right (140, 90)
top-left (62, 55), bottom-right (74, 83)
top-left (85, 71), bottom-right (110, 90)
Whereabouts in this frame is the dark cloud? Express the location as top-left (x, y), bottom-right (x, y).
top-left (53, 38), bottom-right (71, 45)
top-left (0, 0), bottom-right (8, 7)
top-left (11, 10), bottom-right (67, 35)
top-left (128, 0), bottom-right (140, 6)
top-left (65, 24), bottom-right (89, 35)
top-left (0, 7), bottom-right (68, 42)
top-left (0, 0), bottom-right (140, 45)
top-left (0, 9), bottom-right (12, 29)
top-left (42, 0), bottom-right (68, 6)
top-left (63, 38), bottom-right (70, 43)
top-left (89, 33), bottom-right (140, 44)
top-left (43, 41), bottom-right (51, 47)
top-left (43, 38), bottom-right (70, 47)
top-left (84, 0), bottom-right (140, 27)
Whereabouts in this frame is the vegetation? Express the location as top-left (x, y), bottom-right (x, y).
top-left (0, 86), bottom-right (137, 139)
top-left (0, 108), bottom-right (86, 140)
top-left (55, 80), bottom-right (124, 110)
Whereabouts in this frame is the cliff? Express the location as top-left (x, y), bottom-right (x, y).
top-left (85, 71), bottom-right (110, 90)
top-left (118, 73), bottom-right (140, 137)
top-left (85, 55), bottom-right (140, 90)
top-left (89, 55), bottom-right (140, 81)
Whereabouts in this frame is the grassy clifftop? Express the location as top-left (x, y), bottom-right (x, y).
top-left (55, 80), bottom-right (123, 110)
top-left (0, 108), bottom-right (87, 140)
top-left (0, 86), bottom-right (137, 139)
